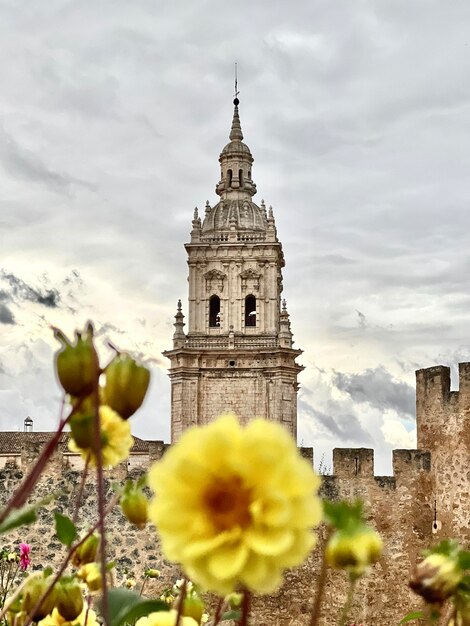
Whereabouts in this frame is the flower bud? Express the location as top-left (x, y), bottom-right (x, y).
top-left (22, 576), bottom-right (57, 620)
top-left (326, 528), bottom-right (383, 577)
top-left (103, 353), bottom-right (150, 419)
top-left (410, 553), bottom-right (463, 603)
top-left (72, 534), bottom-right (100, 567)
top-left (145, 568), bottom-right (161, 579)
top-left (54, 324), bottom-right (99, 398)
top-left (121, 485), bottom-right (149, 529)
top-left (56, 579), bottom-right (84, 621)
top-left (6, 610), bottom-right (27, 626)
top-left (181, 594), bottom-right (205, 624)
top-left (78, 563), bottom-right (102, 592)
top-left (70, 414), bottom-right (96, 450)
top-left (225, 592), bottom-right (243, 609)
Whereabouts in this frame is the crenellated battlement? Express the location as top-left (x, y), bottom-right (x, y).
top-left (416, 361), bottom-right (470, 450)
top-left (330, 447), bottom-right (431, 488)
top-left (333, 448), bottom-right (374, 477)
top-left (416, 362), bottom-right (470, 412)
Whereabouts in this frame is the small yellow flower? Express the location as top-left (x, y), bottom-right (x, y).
top-left (77, 563), bottom-right (102, 592)
top-left (136, 610), bottom-right (198, 626)
top-left (326, 528), bottom-right (383, 578)
top-left (121, 485), bottom-right (149, 529)
top-left (7, 553), bottom-right (17, 562)
top-left (125, 578), bottom-right (136, 589)
top-left (37, 607), bottom-right (99, 626)
top-left (68, 406), bottom-right (133, 468)
top-left (160, 594), bottom-right (174, 605)
top-left (181, 593), bottom-right (205, 623)
top-left (148, 414), bottom-right (322, 595)
top-left (225, 592), bottom-right (243, 609)
top-left (410, 553), bottom-right (463, 603)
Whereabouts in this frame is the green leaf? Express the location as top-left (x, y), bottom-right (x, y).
top-left (0, 500), bottom-right (44, 534)
top-left (423, 539), bottom-right (459, 558)
top-left (399, 610), bottom-right (425, 623)
top-left (104, 588), bottom-right (168, 626)
top-left (221, 610), bottom-right (242, 621)
top-left (0, 495), bottom-right (54, 534)
top-left (54, 512), bottom-right (77, 547)
top-left (322, 500), bottom-right (364, 531)
top-left (458, 550), bottom-right (470, 570)
top-left (0, 507), bottom-right (36, 534)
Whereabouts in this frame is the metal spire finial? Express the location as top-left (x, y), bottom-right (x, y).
top-left (234, 62), bottom-right (239, 105)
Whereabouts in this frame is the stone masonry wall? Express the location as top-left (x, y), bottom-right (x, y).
top-left (1, 361), bottom-right (469, 625)
top-left (0, 442), bottom-right (434, 626)
top-left (416, 364), bottom-right (470, 542)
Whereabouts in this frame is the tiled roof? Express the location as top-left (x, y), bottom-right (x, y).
top-left (0, 432), bottom-right (153, 455)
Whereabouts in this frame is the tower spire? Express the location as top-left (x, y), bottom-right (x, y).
top-left (229, 62), bottom-right (243, 141)
top-left (229, 99), bottom-right (243, 141)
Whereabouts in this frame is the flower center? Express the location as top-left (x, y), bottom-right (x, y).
top-left (203, 475), bottom-right (252, 531)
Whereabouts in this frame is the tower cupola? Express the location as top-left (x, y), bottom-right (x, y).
top-left (216, 98), bottom-right (257, 200)
top-left (201, 98), bottom-right (267, 237)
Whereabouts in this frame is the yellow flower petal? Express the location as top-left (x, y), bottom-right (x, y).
top-left (148, 415), bottom-right (322, 595)
top-left (244, 526), bottom-right (294, 556)
top-left (206, 541), bottom-right (249, 580)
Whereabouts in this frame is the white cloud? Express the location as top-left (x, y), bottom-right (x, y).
top-left (381, 418), bottom-right (416, 450)
top-left (1, 0), bottom-right (469, 472)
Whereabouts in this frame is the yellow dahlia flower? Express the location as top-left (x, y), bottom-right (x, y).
top-left (136, 610), bottom-right (198, 626)
top-left (38, 607), bottom-right (99, 626)
top-left (68, 405), bottom-right (133, 467)
top-left (148, 414), bottom-right (322, 594)
top-left (326, 528), bottom-right (383, 578)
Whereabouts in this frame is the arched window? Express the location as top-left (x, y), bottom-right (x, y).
top-left (227, 169), bottom-right (232, 187)
top-left (245, 295), bottom-right (256, 327)
top-left (209, 295), bottom-right (221, 327)
top-left (238, 169), bottom-right (244, 187)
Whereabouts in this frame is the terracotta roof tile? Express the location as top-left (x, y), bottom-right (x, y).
top-left (0, 432), bottom-right (155, 455)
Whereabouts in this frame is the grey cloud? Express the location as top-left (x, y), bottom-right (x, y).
top-left (0, 304), bottom-right (15, 325)
top-left (333, 366), bottom-right (415, 418)
top-left (298, 397), bottom-right (373, 444)
top-left (0, 271), bottom-right (60, 308)
top-left (0, 126), bottom-right (94, 193)
top-left (356, 310), bottom-right (366, 329)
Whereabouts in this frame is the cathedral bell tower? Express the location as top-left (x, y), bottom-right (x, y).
top-left (164, 96), bottom-right (303, 442)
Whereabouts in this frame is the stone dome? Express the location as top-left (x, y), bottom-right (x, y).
top-left (202, 199), bottom-right (267, 233)
top-left (220, 140), bottom-right (252, 157)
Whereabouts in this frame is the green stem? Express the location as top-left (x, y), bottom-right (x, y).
top-left (0, 572), bottom-right (42, 624)
top-left (0, 395), bottom-right (85, 525)
top-left (139, 576), bottom-right (148, 598)
top-left (310, 529), bottom-right (332, 626)
top-left (238, 589), bottom-right (250, 626)
top-left (175, 579), bottom-right (187, 626)
top-left (92, 376), bottom-right (109, 626)
top-left (338, 577), bottom-right (357, 626)
top-left (18, 494), bottom-right (119, 626)
top-left (211, 597), bottom-right (225, 626)
top-left (73, 454), bottom-right (90, 523)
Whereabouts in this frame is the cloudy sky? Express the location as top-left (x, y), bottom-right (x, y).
top-left (1, 0), bottom-right (469, 474)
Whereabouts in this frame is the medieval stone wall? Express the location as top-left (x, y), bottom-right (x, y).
top-left (1, 361), bottom-right (469, 625)
top-left (416, 364), bottom-right (470, 542)
top-left (0, 439), bottom-right (434, 625)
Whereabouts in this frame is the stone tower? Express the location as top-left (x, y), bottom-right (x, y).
top-left (164, 97), bottom-right (303, 442)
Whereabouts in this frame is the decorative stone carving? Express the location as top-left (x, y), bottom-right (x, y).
top-left (240, 268), bottom-right (261, 291)
top-left (204, 268), bottom-right (226, 293)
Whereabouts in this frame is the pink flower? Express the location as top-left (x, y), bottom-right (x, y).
top-left (19, 543), bottom-right (31, 570)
